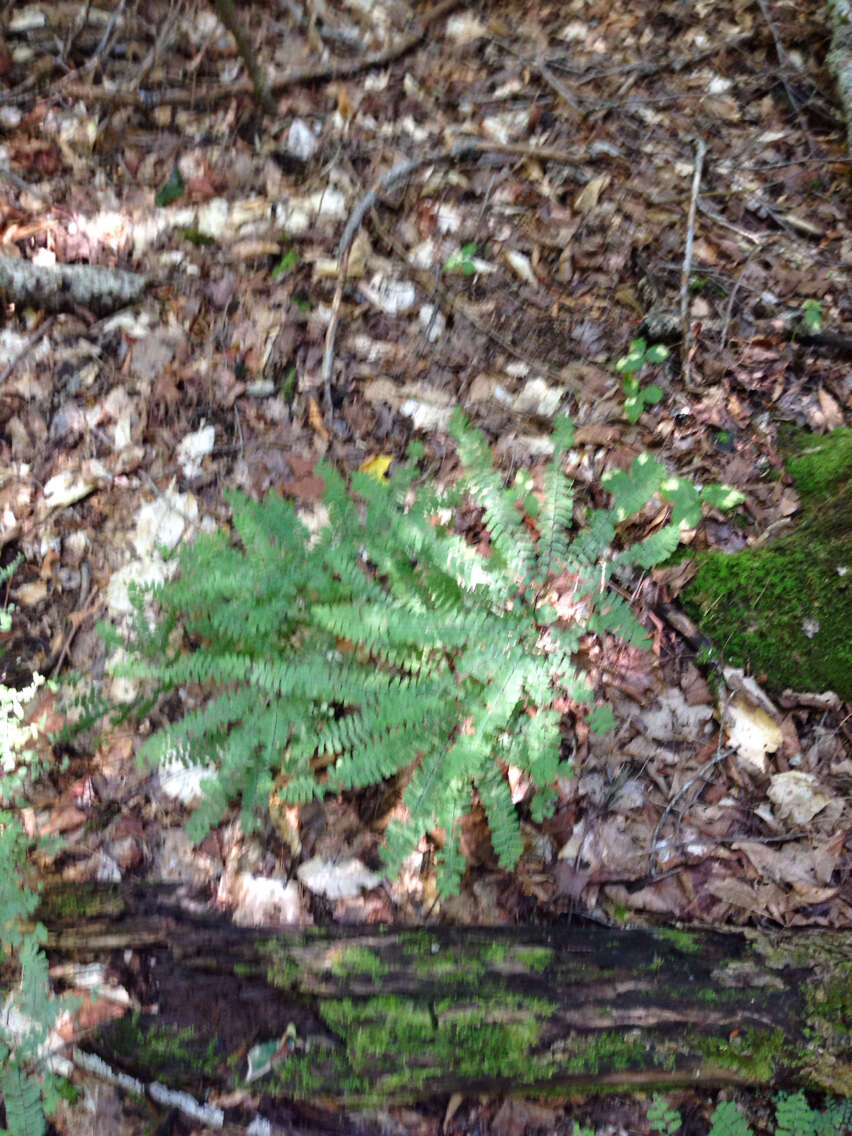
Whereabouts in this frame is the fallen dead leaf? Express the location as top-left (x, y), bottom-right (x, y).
top-left (722, 691), bottom-right (783, 776)
top-left (768, 771), bottom-right (831, 825)
top-left (574, 175), bottom-right (608, 214)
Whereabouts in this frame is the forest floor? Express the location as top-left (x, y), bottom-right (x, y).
top-left (0, 0), bottom-right (851, 1133)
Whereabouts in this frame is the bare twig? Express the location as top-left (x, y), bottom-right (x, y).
top-left (679, 137), bottom-right (706, 386)
top-left (321, 149), bottom-right (453, 414)
top-left (0, 165), bottom-right (49, 205)
top-left (61, 0), bottom-right (93, 66)
top-left (492, 38), bottom-right (584, 121)
top-left (650, 747), bottom-right (735, 874)
top-left (755, 0), bottom-right (817, 156)
top-left (696, 197), bottom-right (763, 245)
top-left (211, 0), bottom-right (276, 114)
top-left (62, 0), bottom-right (463, 111)
top-left (129, 0), bottom-right (182, 92)
top-left (320, 137), bottom-right (598, 415)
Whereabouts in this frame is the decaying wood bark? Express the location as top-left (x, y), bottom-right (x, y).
top-left (34, 882), bottom-right (852, 1116)
top-left (0, 254), bottom-right (146, 314)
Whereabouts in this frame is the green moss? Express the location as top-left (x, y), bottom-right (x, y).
top-left (805, 972), bottom-right (852, 1042)
top-left (401, 931), bottom-right (443, 957)
top-left (683, 428), bottom-right (851, 697)
top-left (557, 1029), bottom-right (653, 1077)
top-left (104, 1012), bottom-right (220, 1078)
top-left (328, 945), bottom-right (388, 981)
top-left (45, 882), bottom-right (121, 921)
top-left (481, 942), bottom-right (508, 965)
top-left (279, 990), bottom-right (558, 1100)
top-left (264, 950), bottom-right (301, 989)
top-left (781, 426), bottom-right (852, 500)
top-left (512, 946), bottom-right (553, 972)
top-left (411, 952), bottom-right (485, 982)
top-left (654, 928), bottom-right (700, 954)
top-left (273, 1048), bottom-right (369, 1098)
top-left (690, 1027), bottom-right (788, 1082)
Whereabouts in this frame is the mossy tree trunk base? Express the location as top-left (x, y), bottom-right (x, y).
top-left (35, 884), bottom-right (852, 1112)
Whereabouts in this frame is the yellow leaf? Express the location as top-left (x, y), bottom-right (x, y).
top-left (358, 454), bottom-right (393, 481)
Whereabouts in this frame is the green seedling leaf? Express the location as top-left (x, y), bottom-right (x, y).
top-left (714, 429), bottom-right (734, 451)
top-left (661, 475), bottom-right (702, 528)
top-left (801, 298), bottom-right (822, 333)
top-left (280, 366), bottom-right (297, 402)
top-left (616, 337), bottom-right (648, 375)
top-left (588, 704), bottom-right (616, 733)
top-left (642, 383), bottom-right (664, 403)
top-left (624, 394), bottom-right (643, 423)
top-left (155, 167), bottom-right (184, 207)
top-left (645, 343), bottom-right (670, 364)
top-left (603, 452), bottom-right (666, 520)
top-left (272, 247), bottom-right (298, 281)
top-left (700, 483), bottom-right (745, 510)
top-left (444, 242), bottom-right (479, 274)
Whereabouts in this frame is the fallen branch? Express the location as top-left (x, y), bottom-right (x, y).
top-left (679, 137), bottom-right (707, 387)
top-left (320, 136), bottom-right (601, 416)
top-left (60, 0), bottom-right (463, 110)
top-left (0, 254), bottom-right (147, 315)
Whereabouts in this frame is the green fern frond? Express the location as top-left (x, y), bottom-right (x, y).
top-left (451, 409), bottom-right (536, 581)
top-left (104, 412), bottom-right (741, 893)
top-left (1, 1064), bottom-right (46, 1136)
top-left (586, 591), bottom-right (651, 648)
top-left (647, 1093), bottom-right (682, 1135)
top-left (477, 764), bottom-right (524, 869)
top-left (536, 416), bottom-right (576, 579)
top-left (708, 1100), bottom-right (752, 1136)
top-left (618, 522), bottom-right (682, 570)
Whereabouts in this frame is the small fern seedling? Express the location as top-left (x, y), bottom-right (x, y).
top-left (109, 410), bottom-right (740, 895)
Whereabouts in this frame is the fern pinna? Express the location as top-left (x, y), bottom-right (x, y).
top-left (112, 410), bottom-right (739, 894)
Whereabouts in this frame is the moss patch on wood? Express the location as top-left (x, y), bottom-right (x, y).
top-left (683, 427), bottom-right (851, 696)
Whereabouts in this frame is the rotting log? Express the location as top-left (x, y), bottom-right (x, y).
top-left (34, 883), bottom-right (852, 1111)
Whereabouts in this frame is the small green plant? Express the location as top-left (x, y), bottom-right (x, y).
top-left (800, 299), bottom-right (822, 333)
top-left (271, 246), bottom-right (298, 281)
top-left (108, 412), bottom-right (740, 896)
top-left (645, 1092), bottom-right (852, 1136)
top-left (443, 242), bottom-right (480, 275)
top-left (154, 166), bottom-right (184, 207)
top-left (615, 337), bottom-right (669, 423)
top-left (647, 1092), bottom-right (681, 1134)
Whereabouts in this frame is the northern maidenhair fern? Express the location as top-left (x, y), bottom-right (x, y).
top-left (109, 410), bottom-right (741, 895)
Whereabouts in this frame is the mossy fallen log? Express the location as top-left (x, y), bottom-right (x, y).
top-left (36, 883), bottom-right (852, 1107)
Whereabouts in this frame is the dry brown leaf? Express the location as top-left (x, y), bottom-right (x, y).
top-left (817, 387), bottom-right (843, 429)
top-left (574, 175), bottom-right (608, 214)
top-left (307, 396), bottom-right (330, 440)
